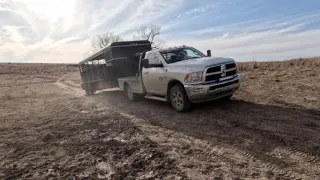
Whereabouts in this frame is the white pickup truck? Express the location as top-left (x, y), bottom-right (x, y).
top-left (118, 46), bottom-right (240, 111)
top-left (78, 41), bottom-right (240, 112)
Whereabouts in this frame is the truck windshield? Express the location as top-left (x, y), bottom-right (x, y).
top-left (160, 47), bottom-right (206, 64)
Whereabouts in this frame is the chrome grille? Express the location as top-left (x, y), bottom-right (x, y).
top-left (204, 63), bottom-right (237, 82)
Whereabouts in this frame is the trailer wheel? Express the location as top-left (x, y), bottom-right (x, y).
top-left (170, 84), bottom-right (192, 112)
top-left (124, 83), bottom-right (138, 101)
top-left (85, 88), bottom-right (90, 95)
top-left (85, 85), bottom-right (95, 96)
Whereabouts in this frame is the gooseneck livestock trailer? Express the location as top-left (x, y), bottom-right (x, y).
top-left (78, 40), bottom-right (152, 95)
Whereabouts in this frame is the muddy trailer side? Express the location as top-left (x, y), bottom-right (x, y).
top-left (78, 40), bottom-right (152, 95)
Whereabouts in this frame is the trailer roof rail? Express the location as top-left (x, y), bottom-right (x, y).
top-left (79, 40), bottom-right (151, 65)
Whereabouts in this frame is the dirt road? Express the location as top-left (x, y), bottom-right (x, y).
top-left (0, 62), bottom-right (319, 179)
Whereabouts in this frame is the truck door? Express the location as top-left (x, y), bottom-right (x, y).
top-left (142, 52), bottom-right (167, 95)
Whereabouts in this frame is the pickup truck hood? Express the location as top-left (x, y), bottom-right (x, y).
top-left (167, 57), bottom-right (235, 72)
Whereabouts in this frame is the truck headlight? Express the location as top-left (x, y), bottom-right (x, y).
top-left (184, 72), bottom-right (203, 83)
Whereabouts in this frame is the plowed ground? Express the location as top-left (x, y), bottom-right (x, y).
top-left (0, 60), bottom-right (319, 180)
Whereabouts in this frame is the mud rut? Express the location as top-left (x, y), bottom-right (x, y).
top-left (56, 73), bottom-right (320, 179)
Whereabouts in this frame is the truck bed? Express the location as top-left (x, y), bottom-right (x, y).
top-left (118, 76), bottom-right (145, 94)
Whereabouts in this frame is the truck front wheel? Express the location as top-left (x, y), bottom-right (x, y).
top-left (124, 83), bottom-right (138, 101)
top-left (170, 84), bottom-right (192, 112)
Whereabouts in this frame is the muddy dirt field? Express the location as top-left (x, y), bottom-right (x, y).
top-left (0, 60), bottom-right (319, 180)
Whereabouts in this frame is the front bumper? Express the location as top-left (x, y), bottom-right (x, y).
top-left (184, 75), bottom-right (240, 103)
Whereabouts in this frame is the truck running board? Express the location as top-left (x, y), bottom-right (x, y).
top-left (144, 94), bottom-right (167, 102)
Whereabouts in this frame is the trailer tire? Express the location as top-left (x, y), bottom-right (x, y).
top-left (169, 84), bottom-right (192, 112)
top-left (124, 83), bottom-right (138, 101)
top-left (85, 85), bottom-right (95, 96)
top-left (85, 88), bottom-right (90, 96)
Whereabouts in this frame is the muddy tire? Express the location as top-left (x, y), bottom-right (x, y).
top-left (170, 84), bottom-right (192, 112)
top-left (124, 84), bottom-right (139, 101)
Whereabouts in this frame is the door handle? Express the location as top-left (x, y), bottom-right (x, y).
top-left (144, 72), bottom-right (149, 74)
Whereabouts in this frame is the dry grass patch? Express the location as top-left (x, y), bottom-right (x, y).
top-left (237, 57), bottom-right (320, 72)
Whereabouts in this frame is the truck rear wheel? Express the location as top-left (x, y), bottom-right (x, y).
top-left (170, 84), bottom-right (192, 112)
top-left (124, 84), bottom-right (138, 101)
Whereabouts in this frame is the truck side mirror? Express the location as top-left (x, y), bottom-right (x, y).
top-left (154, 62), bottom-right (164, 68)
top-left (142, 59), bottom-right (149, 68)
top-left (207, 50), bottom-right (211, 57)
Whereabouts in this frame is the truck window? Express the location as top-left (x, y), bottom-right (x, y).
top-left (161, 47), bottom-right (205, 63)
top-left (185, 49), bottom-right (202, 58)
top-left (147, 53), bottom-right (161, 65)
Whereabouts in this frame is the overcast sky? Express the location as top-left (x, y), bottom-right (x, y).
top-left (1, 0), bottom-right (320, 63)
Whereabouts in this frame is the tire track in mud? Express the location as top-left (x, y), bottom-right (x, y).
top-left (243, 121), bottom-right (320, 177)
top-left (217, 123), bottom-right (319, 179)
top-left (0, 81), bottom-right (57, 88)
top-left (55, 73), bottom-right (84, 96)
top-left (54, 73), bottom-right (146, 125)
top-left (138, 120), bottom-right (319, 179)
top-left (142, 125), bottom-right (305, 179)
top-left (101, 117), bottom-right (305, 179)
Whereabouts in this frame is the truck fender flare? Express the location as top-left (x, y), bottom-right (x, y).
top-left (166, 79), bottom-right (183, 102)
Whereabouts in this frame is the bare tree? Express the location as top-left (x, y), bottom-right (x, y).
top-left (134, 25), bottom-right (164, 49)
top-left (91, 32), bottom-right (122, 52)
top-left (83, 32), bottom-right (122, 58)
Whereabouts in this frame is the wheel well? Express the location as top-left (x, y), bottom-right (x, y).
top-left (166, 80), bottom-right (183, 101)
